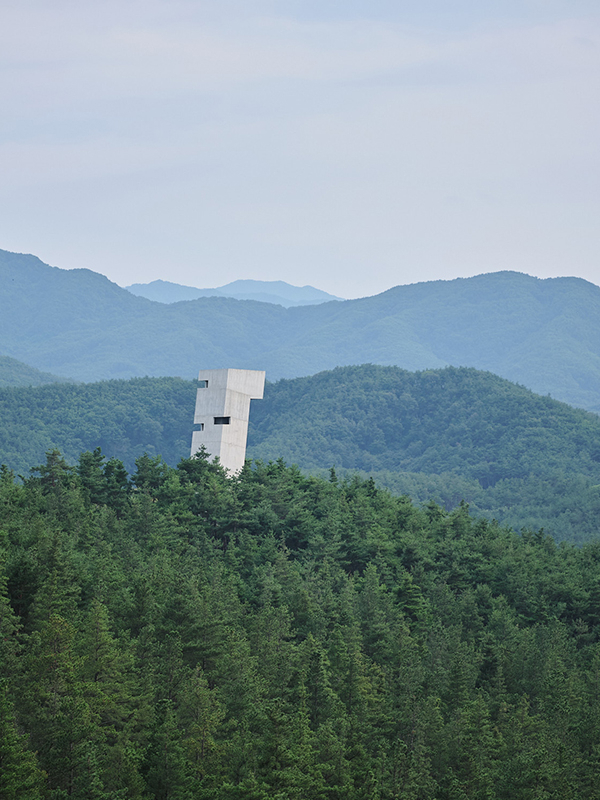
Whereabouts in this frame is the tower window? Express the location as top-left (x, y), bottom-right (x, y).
top-left (214, 416), bottom-right (230, 425)
top-left (198, 380), bottom-right (209, 388)
top-left (193, 423), bottom-right (204, 432)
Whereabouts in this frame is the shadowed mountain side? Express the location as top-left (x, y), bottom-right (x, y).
top-left (335, 272), bottom-right (600, 412)
top-left (2, 249), bottom-right (600, 411)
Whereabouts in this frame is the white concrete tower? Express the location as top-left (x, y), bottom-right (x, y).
top-left (190, 368), bottom-right (265, 473)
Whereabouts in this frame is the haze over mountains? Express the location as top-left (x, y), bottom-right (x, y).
top-left (1, 248), bottom-right (600, 413)
top-left (126, 278), bottom-right (343, 306)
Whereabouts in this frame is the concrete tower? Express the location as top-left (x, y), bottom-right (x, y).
top-left (190, 368), bottom-right (265, 473)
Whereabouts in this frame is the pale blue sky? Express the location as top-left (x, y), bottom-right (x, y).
top-left (1, 0), bottom-right (599, 297)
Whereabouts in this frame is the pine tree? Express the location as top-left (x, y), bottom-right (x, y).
top-left (0, 679), bottom-right (45, 800)
top-left (21, 614), bottom-right (95, 799)
top-left (143, 699), bottom-right (188, 800)
top-left (79, 597), bottom-right (145, 797)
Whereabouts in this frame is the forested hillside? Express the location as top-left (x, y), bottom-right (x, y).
top-left (250, 365), bottom-right (600, 479)
top-left (249, 366), bottom-right (600, 543)
top-left (3, 451), bottom-right (600, 799)
top-left (1, 366), bottom-right (600, 543)
top-left (2, 248), bottom-right (600, 412)
top-left (0, 377), bottom-right (195, 476)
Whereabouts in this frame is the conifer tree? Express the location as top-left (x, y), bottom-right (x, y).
top-left (0, 680), bottom-right (45, 800)
top-left (22, 614), bottom-right (94, 798)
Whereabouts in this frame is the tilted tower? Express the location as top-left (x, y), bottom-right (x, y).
top-left (190, 368), bottom-right (265, 473)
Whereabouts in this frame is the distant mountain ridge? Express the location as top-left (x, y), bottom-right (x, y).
top-left (1, 248), bottom-right (599, 413)
top-left (125, 278), bottom-right (343, 306)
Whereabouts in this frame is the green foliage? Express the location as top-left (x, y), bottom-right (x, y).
top-left (0, 377), bottom-right (195, 475)
top-left (0, 680), bottom-right (45, 800)
top-left (249, 364), bottom-right (600, 543)
top-left (2, 448), bottom-right (600, 797)
top-left (250, 365), bottom-right (600, 479)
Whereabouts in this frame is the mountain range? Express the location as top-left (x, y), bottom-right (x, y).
top-left (1, 247), bottom-right (599, 413)
top-left (126, 278), bottom-right (343, 306)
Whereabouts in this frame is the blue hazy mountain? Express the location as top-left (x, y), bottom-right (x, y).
top-left (125, 278), bottom-right (344, 306)
top-left (0, 355), bottom-right (70, 387)
top-left (1, 247), bottom-right (599, 414)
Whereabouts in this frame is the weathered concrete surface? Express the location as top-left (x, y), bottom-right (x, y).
top-left (191, 368), bottom-right (265, 472)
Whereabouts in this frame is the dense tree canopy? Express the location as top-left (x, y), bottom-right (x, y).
top-left (0, 377), bottom-right (195, 476)
top-left (250, 365), bottom-right (600, 543)
top-left (3, 448), bottom-right (600, 798)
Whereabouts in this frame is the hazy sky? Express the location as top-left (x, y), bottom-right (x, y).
top-left (1, 0), bottom-right (599, 297)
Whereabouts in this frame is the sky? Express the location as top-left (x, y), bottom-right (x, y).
top-left (1, 0), bottom-right (599, 298)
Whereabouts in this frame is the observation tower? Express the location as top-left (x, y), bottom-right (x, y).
top-left (190, 368), bottom-right (265, 473)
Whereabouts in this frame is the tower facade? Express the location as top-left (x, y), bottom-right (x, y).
top-left (190, 368), bottom-right (265, 473)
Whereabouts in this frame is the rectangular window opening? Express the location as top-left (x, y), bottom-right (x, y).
top-left (193, 423), bottom-right (204, 432)
top-left (198, 380), bottom-right (209, 388)
top-left (214, 416), bottom-right (230, 425)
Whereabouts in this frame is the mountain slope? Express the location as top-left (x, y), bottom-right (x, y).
top-left (247, 364), bottom-right (600, 543)
top-left (0, 355), bottom-right (69, 387)
top-left (2, 248), bottom-right (600, 411)
top-left (248, 364), bottom-right (600, 481)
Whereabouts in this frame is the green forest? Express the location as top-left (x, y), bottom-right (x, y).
top-left (249, 365), bottom-right (600, 544)
top-left (4, 448), bottom-right (600, 799)
top-left (2, 366), bottom-right (600, 543)
top-left (0, 377), bottom-right (196, 477)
